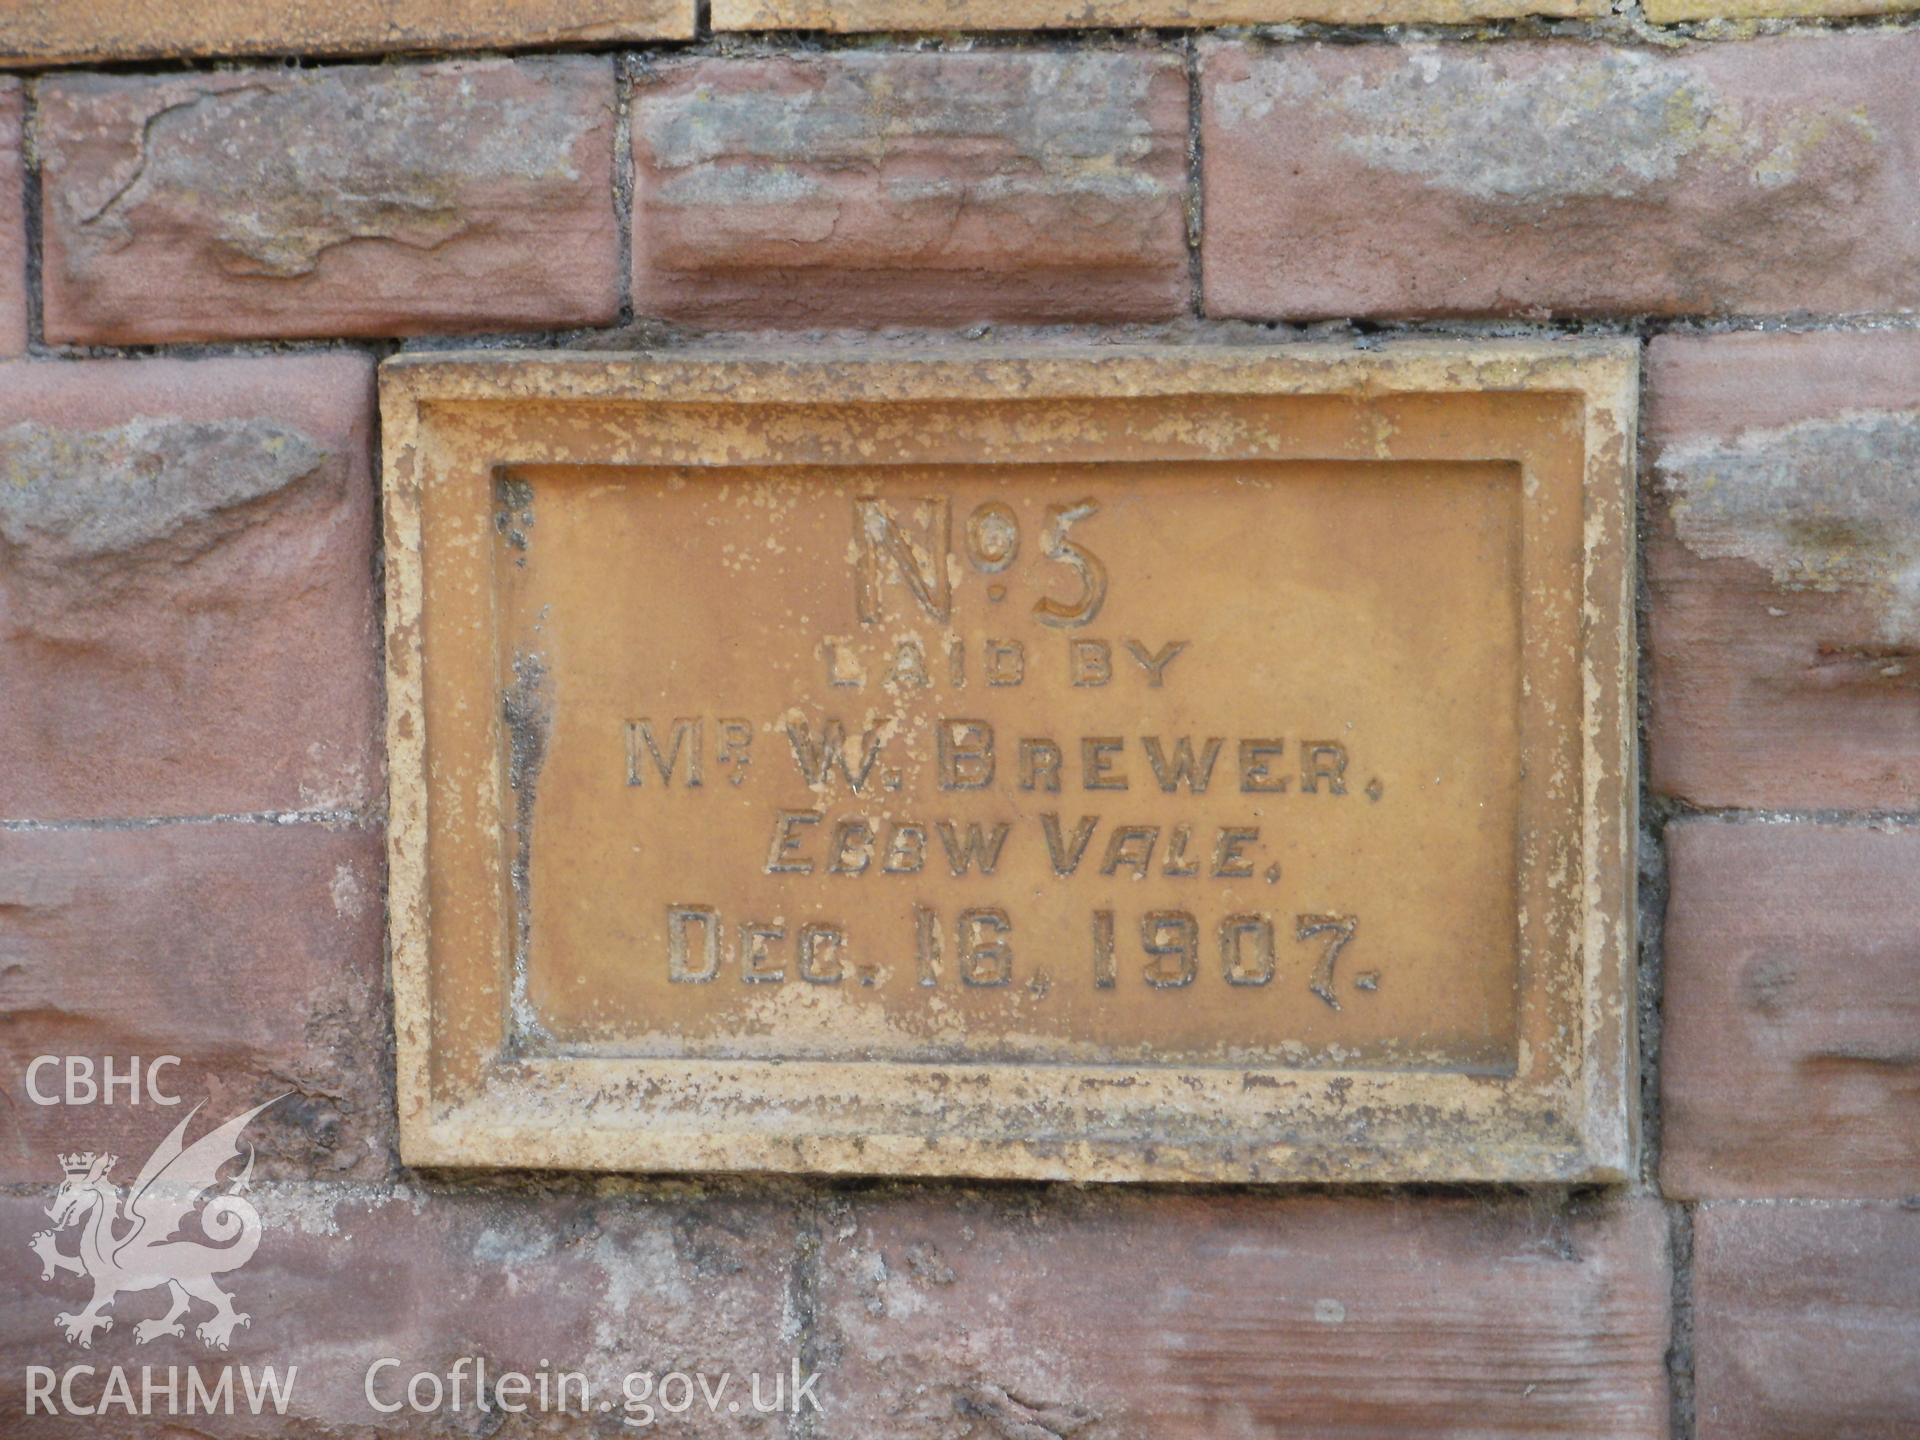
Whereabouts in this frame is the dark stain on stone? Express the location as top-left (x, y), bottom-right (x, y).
top-left (504, 651), bottom-right (550, 1052)
top-left (494, 470), bottom-right (535, 563)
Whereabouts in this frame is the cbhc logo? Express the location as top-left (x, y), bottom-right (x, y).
top-left (25, 1056), bottom-right (183, 1107)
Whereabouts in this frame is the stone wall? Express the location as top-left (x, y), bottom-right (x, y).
top-left (1, 4), bottom-right (1916, 1436)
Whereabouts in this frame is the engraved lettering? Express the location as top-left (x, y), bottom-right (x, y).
top-left (935, 820), bottom-right (1012, 877)
top-left (1100, 825), bottom-right (1159, 877)
top-left (824, 639), bottom-right (864, 688)
top-left (667, 905), bottom-right (720, 983)
top-left (1124, 639), bottom-right (1188, 688)
top-left (1302, 742), bottom-right (1350, 796)
top-left (985, 639), bottom-right (1026, 687)
top-left (1221, 914), bottom-right (1275, 986)
top-left (884, 824), bottom-right (927, 875)
top-left (1143, 736), bottom-right (1223, 794)
top-left (1238, 739), bottom-right (1288, 794)
top-left (1020, 738), bottom-right (1063, 793)
top-left (1299, 913), bottom-right (1358, 1010)
top-left (1091, 909), bottom-right (1116, 989)
top-left (959, 907), bottom-right (1013, 987)
top-left (885, 638), bottom-right (931, 690)
top-left (937, 719), bottom-right (996, 791)
top-left (627, 718), bottom-right (704, 787)
top-left (1141, 910), bottom-right (1198, 989)
top-left (1212, 826), bottom-right (1260, 879)
top-left (965, 501), bottom-right (1020, 572)
top-left (740, 922), bottom-right (785, 983)
top-left (1069, 638), bottom-right (1112, 687)
top-left (1082, 737), bottom-right (1127, 791)
top-left (787, 718), bottom-right (884, 793)
top-left (1039, 812), bottom-right (1101, 876)
top-left (914, 903), bottom-right (940, 986)
top-left (798, 923), bottom-right (844, 984)
top-left (827, 819), bottom-right (873, 875)
top-left (1162, 823), bottom-right (1200, 877)
top-left (855, 495), bottom-right (951, 624)
top-left (765, 810), bottom-right (820, 874)
top-left (1032, 500), bottom-right (1107, 629)
top-left (717, 718), bottom-right (753, 785)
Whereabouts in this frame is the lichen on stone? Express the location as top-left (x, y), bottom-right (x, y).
top-left (1214, 47), bottom-right (1878, 205)
top-left (1333, 51), bottom-right (1718, 203)
top-left (1657, 409), bottom-right (1920, 643)
top-left (60, 64), bottom-right (601, 277)
top-left (643, 53), bottom-right (1171, 204)
top-left (0, 415), bottom-right (329, 559)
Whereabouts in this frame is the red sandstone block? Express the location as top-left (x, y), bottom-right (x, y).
top-left (0, 1184), bottom-right (800, 1434)
top-left (0, 79), bottom-right (24, 356)
top-left (815, 1189), bottom-right (1671, 1438)
top-left (38, 58), bottom-right (619, 344)
top-left (1661, 821), bottom-right (1920, 1199)
top-left (632, 52), bottom-right (1191, 326)
top-left (1201, 35), bottom-right (1920, 320)
top-left (0, 354), bottom-right (380, 822)
top-left (0, 822), bottom-right (389, 1183)
top-left (1646, 331), bottom-right (1920, 810)
top-left (1694, 1202), bottom-right (1920, 1440)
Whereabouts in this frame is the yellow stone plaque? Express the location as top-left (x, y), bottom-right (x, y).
top-left (382, 344), bottom-right (1637, 1182)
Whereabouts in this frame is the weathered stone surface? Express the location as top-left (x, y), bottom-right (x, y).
top-left (0, 354), bottom-right (380, 822)
top-left (381, 344), bottom-right (1638, 1183)
top-left (0, 0), bottom-right (693, 67)
top-left (1648, 0), bottom-right (1916, 20)
top-left (631, 53), bottom-right (1190, 326)
top-left (1694, 1202), bottom-right (1920, 1440)
top-left (0, 80), bottom-right (24, 356)
top-left (0, 1184), bottom-right (798, 1434)
top-left (1201, 36), bottom-right (1920, 320)
top-left (1647, 332), bottom-right (1920, 810)
top-left (0, 823), bottom-right (389, 1184)
top-left (815, 1188), bottom-right (1671, 1438)
top-left (717, 0), bottom-right (1604, 22)
top-left (1661, 821), bottom-right (1920, 1199)
top-left (39, 59), bottom-right (620, 344)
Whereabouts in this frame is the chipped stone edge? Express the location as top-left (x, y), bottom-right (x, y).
top-left (1643, 0), bottom-right (1915, 17)
top-left (0, 4), bottom-right (696, 67)
top-left (708, 0), bottom-right (1609, 29)
top-left (380, 339), bottom-right (1638, 1185)
top-left (381, 361), bottom-right (433, 1167)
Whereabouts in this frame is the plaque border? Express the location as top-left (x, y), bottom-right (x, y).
top-left (381, 341), bottom-right (1638, 1183)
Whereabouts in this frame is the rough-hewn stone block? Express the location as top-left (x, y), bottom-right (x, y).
top-left (0, 823), bottom-right (389, 1184)
top-left (0, 79), bottom-right (24, 356)
top-left (1694, 1203), bottom-right (1920, 1440)
top-left (1661, 821), bottom-right (1920, 1199)
top-left (1201, 36), bottom-right (1920, 319)
top-left (716, 0), bottom-right (1605, 24)
top-left (815, 1189), bottom-right (1671, 1438)
top-left (0, 0), bottom-right (693, 68)
top-left (0, 1184), bottom-right (799, 1433)
top-left (0, 355), bottom-right (380, 822)
top-left (39, 59), bottom-right (620, 344)
top-left (1647, 332), bottom-right (1920, 810)
top-left (632, 53), bottom-right (1190, 326)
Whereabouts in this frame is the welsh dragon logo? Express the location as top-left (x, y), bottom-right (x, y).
top-left (29, 1097), bottom-right (280, 1350)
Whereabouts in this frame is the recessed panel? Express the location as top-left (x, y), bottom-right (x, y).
top-left (502, 460), bottom-right (1522, 1073)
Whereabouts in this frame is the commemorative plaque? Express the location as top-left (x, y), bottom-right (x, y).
top-left (383, 344), bottom-right (1637, 1182)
